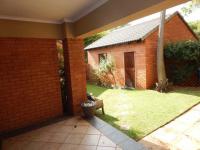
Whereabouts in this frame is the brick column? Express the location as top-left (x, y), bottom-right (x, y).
top-left (63, 38), bottom-right (87, 115)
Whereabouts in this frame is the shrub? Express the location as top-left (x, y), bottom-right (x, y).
top-left (164, 40), bottom-right (200, 84)
top-left (94, 56), bottom-right (116, 87)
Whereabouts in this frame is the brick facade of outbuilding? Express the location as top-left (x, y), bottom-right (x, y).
top-left (87, 13), bottom-right (198, 89)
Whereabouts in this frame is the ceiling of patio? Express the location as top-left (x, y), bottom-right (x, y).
top-left (0, 0), bottom-right (189, 38)
top-left (0, 0), bottom-right (108, 23)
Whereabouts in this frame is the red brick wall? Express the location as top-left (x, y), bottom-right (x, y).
top-left (0, 38), bottom-right (63, 133)
top-left (87, 42), bottom-right (147, 89)
top-left (63, 38), bottom-right (87, 115)
top-left (145, 14), bottom-right (197, 88)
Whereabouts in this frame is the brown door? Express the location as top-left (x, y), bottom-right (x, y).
top-left (124, 52), bottom-right (135, 87)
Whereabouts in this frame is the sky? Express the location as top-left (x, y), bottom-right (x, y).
top-left (129, 1), bottom-right (200, 26)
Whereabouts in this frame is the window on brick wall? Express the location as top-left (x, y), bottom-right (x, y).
top-left (98, 53), bottom-right (107, 64)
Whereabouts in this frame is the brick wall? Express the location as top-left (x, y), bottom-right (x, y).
top-left (145, 14), bottom-right (197, 88)
top-left (63, 38), bottom-right (87, 115)
top-left (0, 38), bottom-right (63, 133)
top-left (87, 42), bottom-right (147, 89)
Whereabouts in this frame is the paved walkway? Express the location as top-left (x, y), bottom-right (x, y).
top-left (140, 104), bottom-right (200, 150)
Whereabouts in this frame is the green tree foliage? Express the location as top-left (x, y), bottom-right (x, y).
top-left (84, 31), bottom-right (108, 47)
top-left (164, 40), bottom-right (200, 83)
top-left (180, 2), bottom-right (200, 39)
top-left (181, 1), bottom-right (200, 16)
top-left (84, 31), bottom-right (108, 63)
top-left (189, 21), bottom-right (200, 38)
top-left (181, 3), bottom-right (193, 16)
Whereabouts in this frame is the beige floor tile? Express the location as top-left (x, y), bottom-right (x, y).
top-left (23, 141), bottom-right (45, 150)
top-left (98, 136), bottom-right (116, 147)
top-left (8, 134), bottom-right (31, 142)
top-left (10, 130), bottom-right (42, 142)
top-left (32, 132), bottom-right (52, 142)
top-left (61, 125), bottom-right (75, 133)
top-left (39, 125), bottom-right (56, 132)
top-left (49, 125), bottom-right (74, 133)
top-left (63, 117), bottom-right (80, 126)
top-left (86, 126), bottom-right (101, 135)
top-left (64, 134), bottom-right (84, 144)
top-left (116, 146), bottom-right (123, 150)
top-left (81, 134), bottom-right (100, 146)
top-left (72, 125), bottom-right (89, 134)
top-left (59, 144), bottom-right (79, 150)
top-left (53, 120), bottom-right (66, 126)
top-left (97, 146), bottom-right (116, 150)
top-left (78, 145), bottom-right (97, 150)
top-left (2, 140), bottom-right (30, 150)
top-left (1, 117), bottom-right (123, 150)
top-left (32, 127), bottom-right (51, 133)
top-left (40, 142), bottom-right (61, 150)
top-left (48, 133), bottom-right (68, 143)
top-left (77, 119), bottom-right (91, 126)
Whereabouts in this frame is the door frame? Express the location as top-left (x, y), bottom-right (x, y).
top-left (124, 51), bottom-right (136, 88)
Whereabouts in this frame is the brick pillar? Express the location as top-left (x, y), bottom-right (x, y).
top-left (63, 38), bottom-right (87, 115)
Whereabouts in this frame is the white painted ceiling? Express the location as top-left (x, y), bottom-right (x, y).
top-left (0, 0), bottom-right (108, 23)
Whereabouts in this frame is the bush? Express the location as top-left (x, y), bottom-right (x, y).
top-left (164, 40), bottom-right (200, 84)
top-left (94, 56), bottom-right (116, 87)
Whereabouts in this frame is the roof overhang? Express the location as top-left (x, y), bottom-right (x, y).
top-left (0, 0), bottom-right (108, 24)
top-left (0, 0), bottom-right (190, 39)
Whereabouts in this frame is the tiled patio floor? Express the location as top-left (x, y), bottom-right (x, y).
top-left (5, 103), bottom-right (199, 150)
top-left (1, 116), bottom-right (129, 150)
top-left (2, 116), bottom-right (123, 150)
top-left (140, 104), bottom-right (200, 150)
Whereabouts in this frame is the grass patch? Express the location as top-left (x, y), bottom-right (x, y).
top-left (87, 84), bottom-right (200, 140)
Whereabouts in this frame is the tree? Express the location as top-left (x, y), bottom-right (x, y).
top-left (181, 0), bottom-right (200, 16)
top-left (180, 1), bottom-right (200, 39)
top-left (84, 31), bottom-right (108, 47)
top-left (192, 0), bottom-right (200, 7)
top-left (189, 21), bottom-right (200, 38)
top-left (156, 10), bottom-right (168, 92)
top-left (84, 32), bottom-right (108, 63)
top-left (181, 3), bottom-right (193, 16)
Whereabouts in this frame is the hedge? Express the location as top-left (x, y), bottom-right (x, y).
top-left (164, 40), bottom-right (200, 84)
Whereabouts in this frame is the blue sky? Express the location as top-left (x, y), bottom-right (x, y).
top-left (129, 1), bottom-right (200, 26)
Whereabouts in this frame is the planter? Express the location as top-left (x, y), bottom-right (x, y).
top-left (81, 101), bottom-right (96, 118)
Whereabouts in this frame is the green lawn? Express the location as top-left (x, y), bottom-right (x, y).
top-left (87, 84), bottom-right (200, 140)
